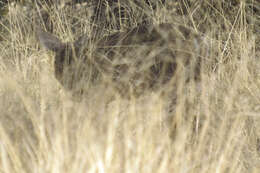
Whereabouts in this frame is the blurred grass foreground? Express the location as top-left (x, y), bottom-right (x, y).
top-left (0, 0), bottom-right (259, 172)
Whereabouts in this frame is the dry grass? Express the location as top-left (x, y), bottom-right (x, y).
top-left (0, 0), bottom-right (259, 172)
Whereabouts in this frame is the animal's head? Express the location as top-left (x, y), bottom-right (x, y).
top-left (36, 29), bottom-right (92, 90)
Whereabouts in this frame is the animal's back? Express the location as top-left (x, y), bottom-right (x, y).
top-left (91, 24), bottom-right (202, 95)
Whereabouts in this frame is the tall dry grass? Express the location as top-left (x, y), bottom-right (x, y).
top-left (0, 0), bottom-right (259, 172)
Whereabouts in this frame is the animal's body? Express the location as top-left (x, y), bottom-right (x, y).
top-left (37, 23), bottom-right (205, 97)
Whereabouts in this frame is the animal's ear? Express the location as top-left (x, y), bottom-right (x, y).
top-left (36, 28), bottom-right (65, 52)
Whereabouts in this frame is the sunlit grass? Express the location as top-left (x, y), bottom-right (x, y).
top-left (0, 0), bottom-right (259, 172)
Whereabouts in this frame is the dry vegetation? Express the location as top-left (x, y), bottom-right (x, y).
top-left (0, 0), bottom-right (259, 172)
